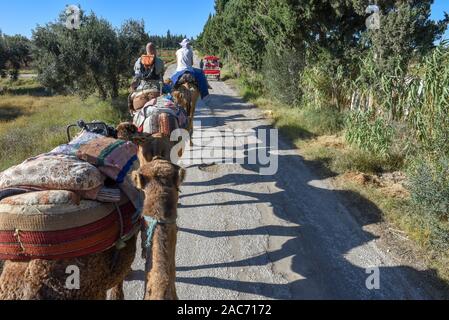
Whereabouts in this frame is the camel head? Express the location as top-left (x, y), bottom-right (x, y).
top-left (116, 123), bottom-right (173, 164)
top-left (132, 160), bottom-right (185, 223)
top-left (117, 122), bottom-right (138, 141)
top-left (172, 85), bottom-right (193, 112)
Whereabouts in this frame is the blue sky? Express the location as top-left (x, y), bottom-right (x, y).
top-left (0, 0), bottom-right (215, 38)
top-left (0, 0), bottom-right (448, 39)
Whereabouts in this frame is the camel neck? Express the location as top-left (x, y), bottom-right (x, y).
top-left (145, 224), bottom-right (178, 300)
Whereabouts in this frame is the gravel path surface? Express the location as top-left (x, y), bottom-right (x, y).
top-left (123, 56), bottom-right (442, 300)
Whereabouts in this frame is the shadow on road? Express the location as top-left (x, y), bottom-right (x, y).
top-left (173, 93), bottom-right (449, 300)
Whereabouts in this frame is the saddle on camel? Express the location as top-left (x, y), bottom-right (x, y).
top-left (0, 125), bottom-right (141, 262)
top-left (126, 75), bottom-right (198, 160)
top-left (129, 90), bottom-right (189, 159)
top-left (168, 68), bottom-right (210, 145)
top-left (0, 121), bottom-right (185, 300)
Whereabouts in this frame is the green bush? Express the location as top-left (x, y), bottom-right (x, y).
top-left (301, 51), bottom-right (351, 112)
top-left (407, 157), bottom-right (449, 221)
top-left (262, 45), bottom-right (304, 106)
top-left (33, 10), bottom-right (149, 99)
top-left (298, 106), bottom-right (344, 136)
top-left (238, 72), bottom-right (265, 100)
top-left (345, 110), bottom-right (394, 157)
top-left (332, 148), bottom-right (403, 174)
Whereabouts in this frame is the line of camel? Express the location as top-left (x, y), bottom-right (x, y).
top-left (0, 79), bottom-right (200, 300)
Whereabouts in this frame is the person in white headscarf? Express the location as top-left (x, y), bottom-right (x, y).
top-left (176, 38), bottom-right (194, 72)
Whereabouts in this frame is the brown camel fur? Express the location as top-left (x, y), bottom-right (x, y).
top-left (168, 78), bottom-right (200, 147)
top-left (132, 160), bottom-right (185, 300)
top-left (117, 122), bottom-right (173, 164)
top-left (0, 235), bottom-right (137, 300)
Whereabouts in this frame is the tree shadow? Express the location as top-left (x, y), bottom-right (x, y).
top-left (5, 86), bottom-right (52, 97)
top-left (175, 94), bottom-right (449, 300)
top-left (0, 106), bottom-right (26, 121)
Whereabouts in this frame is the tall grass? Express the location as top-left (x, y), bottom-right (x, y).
top-left (0, 92), bottom-right (127, 171)
top-left (345, 111), bottom-right (394, 157)
top-left (405, 46), bottom-right (449, 158)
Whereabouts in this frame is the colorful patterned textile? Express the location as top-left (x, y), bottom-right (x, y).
top-left (133, 95), bottom-right (188, 136)
top-left (0, 190), bottom-right (81, 206)
top-left (0, 192), bottom-right (140, 261)
top-left (0, 186), bottom-right (46, 202)
top-left (52, 132), bottom-right (138, 184)
top-left (170, 68), bottom-right (209, 98)
top-left (0, 154), bottom-right (104, 191)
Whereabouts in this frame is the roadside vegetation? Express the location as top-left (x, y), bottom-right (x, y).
top-left (0, 32), bottom-right (32, 80)
top-left (1, 7), bottom-right (183, 99)
top-left (0, 78), bottom-right (128, 171)
top-left (199, 0), bottom-right (449, 283)
top-left (159, 49), bottom-right (177, 65)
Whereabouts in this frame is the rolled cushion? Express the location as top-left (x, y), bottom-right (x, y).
top-left (52, 131), bottom-right (138, 184)
top-left (0, 154), bottom-right (104, 191)
top-left (133, 93), bottom-right (150, 111)
top-left (0, 190), bottom-right (81, 206)
top-left (0, 191), bottom-right (139, 261)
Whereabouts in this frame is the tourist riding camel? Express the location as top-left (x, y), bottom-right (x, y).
top-left (128, 43), bottom-right (165, 114)
top-left (176, 39), bottom-right (194, 72)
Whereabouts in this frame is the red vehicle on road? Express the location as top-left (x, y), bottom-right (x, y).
top-left (201, 55), bottom-right (222, 81)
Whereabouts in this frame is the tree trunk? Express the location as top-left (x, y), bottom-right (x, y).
top-left (93, 75), bottom-right (107, 100)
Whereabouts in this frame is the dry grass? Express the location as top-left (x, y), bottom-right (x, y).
top-left (159, 49), bottom-right (177, 65)
top-left (0, 80), bottom-right (128, 171)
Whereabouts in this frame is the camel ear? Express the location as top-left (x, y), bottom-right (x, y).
top-left (132, 134), bottom-right (152, 146)
top-left (132, 136), bottom-right (146, 145)
top-left (131, 170), bottom-right (145, 190)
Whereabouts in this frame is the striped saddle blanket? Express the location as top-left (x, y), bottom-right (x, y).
top-left (0, 190), bottom-right (140, 261)
top-left (0, 132), bottom-right (142, 261)
top-left (52, 131), bottom-right (138, 184)
top-left (133, 95), bottom-right (188, 136)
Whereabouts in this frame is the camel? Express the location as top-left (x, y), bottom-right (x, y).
top-left (0, 157), bottom-right (184, 300)
top-left (132, 160), bottom-right (185, 300)
top-left (167, 75), bottom-right (201, 146)
top-left (116, 123), bottom-right (173, 164)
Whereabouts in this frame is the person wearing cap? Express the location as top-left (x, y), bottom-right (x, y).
top-left (176, 38), bottom-right (194, 72)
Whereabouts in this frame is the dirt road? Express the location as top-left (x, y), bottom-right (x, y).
top-left (123, 57), bottom-right (444, 300)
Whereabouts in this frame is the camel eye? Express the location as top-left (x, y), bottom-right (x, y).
top-left (132, 171), bottom-right (147, 190)
top-left (158, 176), bottom-right (170, 186)
top-left (140, 175), bottom-right (149, 187)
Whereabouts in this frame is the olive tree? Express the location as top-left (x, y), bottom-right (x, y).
top-left (33, 9), bottom-right (149, 99)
